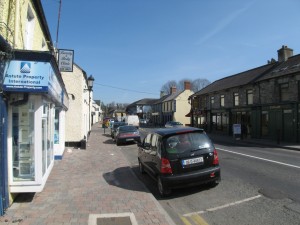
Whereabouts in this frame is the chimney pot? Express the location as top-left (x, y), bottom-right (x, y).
top-left (277, 45), bottom-right (293, 62)
top-left (184, 81), bottom-right (191, 90)
top-left (170, 86), bottom-right (177, 94)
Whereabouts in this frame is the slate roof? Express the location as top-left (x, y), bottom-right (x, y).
top-left (193, 63), bottom-right (277, 96)
top-left (153, 94), bottom-right (171, 104)
top-left (126, 98), bottom-right (158, 110)
top-left (134, 98), bottom-right (158, 105)
top-left (163, 90), bottom-right (184, 102)
top-left (256, 54), bottom-right (300, 82)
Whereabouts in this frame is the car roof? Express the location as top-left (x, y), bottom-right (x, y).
top-left (153, 127), bottom-right (204, 137)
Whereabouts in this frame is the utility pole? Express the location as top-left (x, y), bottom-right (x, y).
top-left (55, 0), bottom-right (62, 49)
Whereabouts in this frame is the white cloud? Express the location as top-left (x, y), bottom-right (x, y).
top-left (196, 1), bottom-right (255, 45)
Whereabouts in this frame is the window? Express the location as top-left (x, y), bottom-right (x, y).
top-left (173, 100), bottom-right (176, 112)
top-left (210, 96), bottom-right (214, 107)
top-left (220, 95), bottom-right (225, 107)
top-left (280, 83), bottom-right (289, 101)
top-left (12, 101), bottom-right (35, 181)
top-left (54, 109), bottom-right (59, 144)
top-left (25, 5), bottom-right (35, 49)
top-left (144, 134), bottom-right (151, 145)
top-left (247, 90), bottom-right (253, 105)
top-left (234, 92), bottom-right (239, 106)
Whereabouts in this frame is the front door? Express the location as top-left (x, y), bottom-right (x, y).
top-left (283, 110), bottom-right (295, 142)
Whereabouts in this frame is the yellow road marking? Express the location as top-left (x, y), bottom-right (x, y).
top-left (191, 214), bottom-right (209, 225)
top-left (180, 216), bottom-right (193, 225)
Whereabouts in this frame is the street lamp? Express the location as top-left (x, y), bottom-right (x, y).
top-left (86, 75), bottom-right (94, 133)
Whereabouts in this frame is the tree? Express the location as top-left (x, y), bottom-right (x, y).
top-left (178, 78), bottom-right (192, 91)
top-left (191, 78), bottom-right (210, 92)
top-left (160, 78), bottom-right (210, 94)
top-left (160, 80), bottom-right (178, 95)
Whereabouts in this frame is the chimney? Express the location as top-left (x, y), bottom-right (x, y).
top-left (184, 81), bottom-right (191, 90)
top-left (277, 45), bottom-right (293, 62)
top-left (170, 86), bottom-right (177, 94)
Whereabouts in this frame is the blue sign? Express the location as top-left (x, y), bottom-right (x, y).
top-left (3, 60), bottom-right (50, 92)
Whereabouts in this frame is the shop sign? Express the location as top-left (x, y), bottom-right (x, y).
top-left (3, 60), bottom-right (50, 92)
top-left (233, 124), bottom-right (241, 134)
top-left (3, 60), bottom-right (64, 105)
top-left (58, 49), bottom-right (74, 72)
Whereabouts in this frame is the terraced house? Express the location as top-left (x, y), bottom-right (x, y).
top-left (0, 0), bottom-right (69, 214)
top-left (190, 45), bottom-right (300, 143)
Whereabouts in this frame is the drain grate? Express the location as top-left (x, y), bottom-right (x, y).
top-left (89, 213), bottom-right (138, 225)
top-left (97, 216), bottom-right (132, 225)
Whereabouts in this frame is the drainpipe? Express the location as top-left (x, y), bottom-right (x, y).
top-left (14, 0), bottom-right (20, 49)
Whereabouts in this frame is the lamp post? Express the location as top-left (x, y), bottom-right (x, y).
top-left (87, 75), bottom-right (94, 132)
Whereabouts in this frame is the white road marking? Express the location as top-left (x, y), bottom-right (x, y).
top-left (183, 195), bottom-right (262, 216)
top-left (217, 148), bottom-right (300, 169)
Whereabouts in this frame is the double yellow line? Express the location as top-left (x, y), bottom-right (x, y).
top-left (180, 214), bottom-right (209, 225)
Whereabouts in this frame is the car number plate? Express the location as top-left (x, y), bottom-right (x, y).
top-left (126, 138), bottom-right (134, 141)
top-left (182, 157), bottom-right (204, 166)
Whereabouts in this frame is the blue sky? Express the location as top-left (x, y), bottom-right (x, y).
top-left (41, 0), bottom-right (300, 105)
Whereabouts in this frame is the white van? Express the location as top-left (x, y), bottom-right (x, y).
top-left (125, 115), bottom-right (140, 128)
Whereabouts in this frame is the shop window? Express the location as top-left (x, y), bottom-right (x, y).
top-left (261, 111), bottom-right (269, 136)
top-left (42, 104), bottom-right (54, 176)
top-left (221, 113), bottom-right (228, 130)
top-left (216, 113), bottom-right (221, 130)
top-left (247, 89), bottom-right (253, 105)
top-left (12, 102), bottom-right (35, 181)
top-left (54, 109), bottom-right (59, 144)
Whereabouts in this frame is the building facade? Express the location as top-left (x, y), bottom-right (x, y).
top-left (0, 0), bottom-right (69, 214)
top-left (62, 63), bottom-right (92, 149)
top-left (190, 46), bottom-right (300, 143)
top-left (162, 81), bottom-right (194, 126)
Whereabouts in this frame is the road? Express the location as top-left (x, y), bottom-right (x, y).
top-left (118, 127), bottom-right (300, 225)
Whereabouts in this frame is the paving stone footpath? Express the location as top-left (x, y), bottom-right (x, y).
top-left (0, 124), bottom-right (175, 225)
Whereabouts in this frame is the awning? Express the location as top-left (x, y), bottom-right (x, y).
top-left (185, 110), bottom-right (192, 117)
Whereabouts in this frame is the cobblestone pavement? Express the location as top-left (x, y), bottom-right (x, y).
top-left (0, 125), bottom-right (175, 225)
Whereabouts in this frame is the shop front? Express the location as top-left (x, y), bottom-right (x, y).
top-left (3, 50), bottom-right (68, 193)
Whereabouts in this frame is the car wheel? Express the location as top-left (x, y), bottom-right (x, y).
top-left (157, 176), bottom-right (171, 197)
top-left (138, 159), bottom-right (145, 174)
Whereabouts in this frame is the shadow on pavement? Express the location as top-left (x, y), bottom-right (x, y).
top-left (102, 166), bottom-right (149, 193)
top-left (14, 193), bottom-right (35, 203)
top-left (130, 166), bottom-right (217, 200)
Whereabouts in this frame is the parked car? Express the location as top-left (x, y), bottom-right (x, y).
top-left (111, 122), bottom-right (127, 139)
top-left (125, 115), bottom-right (140, 128)
top-left (165, 121), bottom-right (183, 128)
top-left (137, 127), bottom-right (220, 196)
top-left (115, 125), bottom-right (141, 146)
top-left (139, 118), bottom-right (148, 127)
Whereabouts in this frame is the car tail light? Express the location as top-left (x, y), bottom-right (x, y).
top-left (119, 133), bottom-right (126, 138)
top-left (160, 158), bottom-right (172, 174)
top-left (212, 149), bottom-right (219, 165)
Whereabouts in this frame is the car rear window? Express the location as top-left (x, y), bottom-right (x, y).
top-left (119, 126), bottom-right (137, 132)
top-left (164, 132), bottom-right (212, 154)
